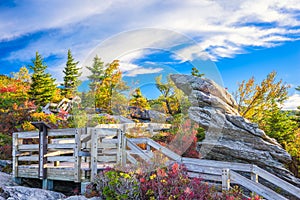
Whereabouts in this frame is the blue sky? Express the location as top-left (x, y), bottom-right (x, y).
top-left (0, 0), bottom-right (300, 109)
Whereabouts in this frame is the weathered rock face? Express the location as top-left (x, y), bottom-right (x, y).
top-left (1, 186), bottom-right (65, 200)
top-left (170, 74), bottom-right (300, 185)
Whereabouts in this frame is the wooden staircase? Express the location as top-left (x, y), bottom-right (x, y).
top-left (12, 124), bottom-right (300, 199)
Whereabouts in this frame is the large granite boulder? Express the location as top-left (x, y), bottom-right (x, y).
top-left (170, 74), bottom-right (300, 185)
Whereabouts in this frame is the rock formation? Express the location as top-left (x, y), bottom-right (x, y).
top-left (170, 74), bottom-right (300, 185)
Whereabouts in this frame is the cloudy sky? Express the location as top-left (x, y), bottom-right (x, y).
top-left (0, 0), bottom-right (300, 109)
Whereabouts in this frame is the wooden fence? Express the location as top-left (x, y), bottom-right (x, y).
top-left (129, 138), bottom-right (300, 200)
top-left (12, 123), bottom-right (300, 199)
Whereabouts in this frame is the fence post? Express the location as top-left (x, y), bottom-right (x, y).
top-left (12, 133), bottom-right (20, 182)
top-left (148, 123), bottom-right (153, 136)
top-left (250, 165), bottom-right (258, 196)
top-left (74, 128), bottom-right (82, 182)
top-left (121, 130), bottom-right (127, 166)
top-left (31, 121), bottom-right (51, 190)
top-left (90, 128), bottom-right (98, 182)
top-left (222, 169), bottom-right (230, 191)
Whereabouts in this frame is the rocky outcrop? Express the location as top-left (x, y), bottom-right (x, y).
top-left (170, 74), bottom-right (300, 185)
top-left (3, 186), bottom-right (65, 200)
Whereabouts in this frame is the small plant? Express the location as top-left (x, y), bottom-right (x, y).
top-left (85, 167), bottom-right (140, 199)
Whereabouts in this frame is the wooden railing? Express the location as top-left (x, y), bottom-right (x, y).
top-left (12, 123), bottom-right (170, 188)
top-left (128, 138), bottom-right (300, 200)
top-left (12, 124), bottom-right (300, 199)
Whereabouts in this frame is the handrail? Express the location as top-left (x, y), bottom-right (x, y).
top-left (12, 128), bottom-right (300, 199)
top-left (252, 165), bottom-right (300, 198)
top-left (126, 137), bottom-right (300, 199)
top-left (230, 171), bottom-right (287, 200)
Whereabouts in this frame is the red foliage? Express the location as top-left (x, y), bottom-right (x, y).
top-left (0, 86), bottom-right (17, 93)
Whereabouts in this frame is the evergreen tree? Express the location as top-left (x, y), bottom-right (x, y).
top-left (28, 52), bottom-right (56, 106)
top-left (260, 105), bottom-right (297, 148)
top-left (86, 55), bottom-right (105, 92)
top-left (62, 49), bottom-right (81, 98)
top-left (129, 88), bottom-right (150, 110)
top-left (191, 67), bottom-right (204, 77)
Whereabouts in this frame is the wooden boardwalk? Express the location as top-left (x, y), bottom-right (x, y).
top-left (12, 123), bottom-right (300, 199)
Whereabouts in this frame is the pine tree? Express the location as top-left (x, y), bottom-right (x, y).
top-left (260, 104), bottom-right (297, 147)
top-left (191, 67), bottom-right (204, 77)
top-left (62, 49), bottom-right (81, 98)
top-left (129, 88), bottom-right (150, 110)
top-left (86, 55), bottom-right (105, 92)
top-left (28, 52), bottom-right (56, 106)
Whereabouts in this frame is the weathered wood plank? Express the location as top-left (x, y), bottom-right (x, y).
top-left (48, 128), bottom-right (76, 136)
top-left (97, 155), bottom-right (117, 162)
top-left (98, 148), bottom-right (118, 155)
top-left (17, 167), bottom-right (38, 178)
top-left (117, 130), bottom-right (122, 164)
top-left (45, 150), bottom-right (74, 157)
top-left (12, 133), bottom-right (19, 178)
top-left (230, 171), bottom-right (287, 200)
top-left (18, 156), bottom-right (39, 161)
top-left (98, 143), bottom-right (117, 149)
top-left (74, 128), bottom-right (81, 182)
top-left (48, 143), bottom-right (75, 149)
top-left (81, 134), bottom-right (91, 143)
top-left (185, 163), bottom-right (223, 175)
top-left (182, 158), bottom-right (253, 172)
top-left (47, 168), bottom-right (74, 181)
top-left (188, 172), bottom-right (222, 182)
top-left (127, 139), bottom-right (151, 162)
top-left (47, 156), bottom-right (74, 162)
top-left (222, 169), bottom-right (230, 191)
top-left (126, 152), bottom-right (138, 165)
top-left (90, 129), bottom-right (98, 182)
top-left (18, 144), bottom-right (39, 151)
top-left (128, 138), bottom-right (148, 144)
top-left (51, 138), bottom-right (75, 144)
top-left (252, 165), bottom-right (300, 198)
top-left (121, 134), bottom-right (127, 166)
top-left (146, 139), bottom-right (181, 161)
top-left (15, 131), bottom-right (39, 139)
top-left (87, 127), bottom-right (119, 137)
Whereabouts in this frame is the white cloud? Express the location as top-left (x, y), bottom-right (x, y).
top-left (124, 67), bottom-right (163, 77)
top-left (1, 0), bottom-right (300, 75)
top-left (282, 94), bottom-right (300, 110)
top-left (0, 0), bottom-right (113, 41)
top-left (119, 62), bottom-right (163, 77)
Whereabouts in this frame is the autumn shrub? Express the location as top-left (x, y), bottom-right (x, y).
top-left (138, 163), bottom-right (218, 200)
top-left (88, 115), bottom-right (118, 126)
top-left (152, 119), bottom-right (200, 158)
top-left (85, 167), bottom-right (140, 199)
top-left (85, 163), bottom-right (261, 200)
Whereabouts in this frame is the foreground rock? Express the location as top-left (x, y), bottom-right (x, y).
top-left (0, 172), bottom-right (18, 188)
top-left (171, 74), bottom-right (300, 186)
top-left (3, 186), bottom-right (65, 200)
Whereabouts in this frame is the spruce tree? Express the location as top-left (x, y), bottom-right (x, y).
top-left (28, 52), bottom-right (56, 106)
top-left (62, 49), bottom-right (81, 98)
top-left (191, 67), bottom-right (204, 77)
top-left (86, 55), bottom-right (105, 91)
